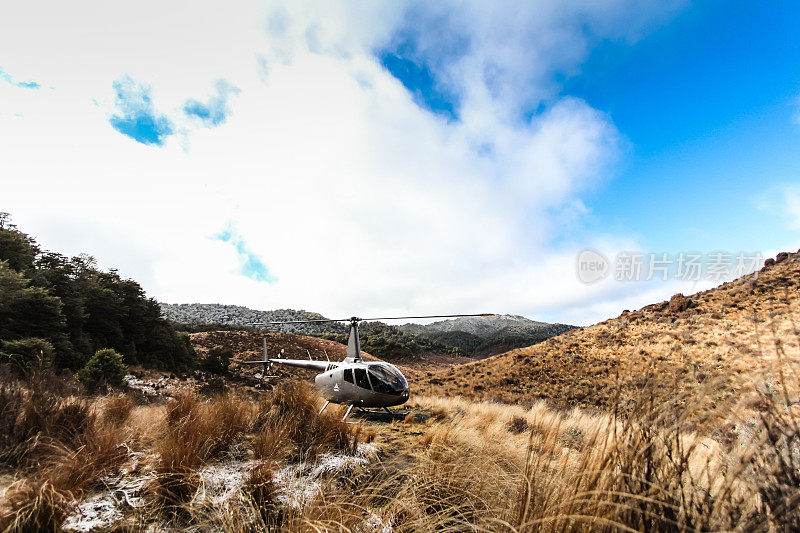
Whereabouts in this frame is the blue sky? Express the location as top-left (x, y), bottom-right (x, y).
top-left (380, 1), bottom-right (800, 257)
top-left (562, 0), bottom-right (800, 253)
top-left (2, 1), bottom-right (799, 325)
top-left (0, 67), bottom-right (40, 89)
top-left (213, 222), bottom-right (277, 284)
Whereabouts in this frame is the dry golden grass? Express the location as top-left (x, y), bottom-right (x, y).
top-left (417, 252), bottom-right (800, 412)
top-left (149, 391), bottom-right (254, 507)
top-left (256, 380), bottom-right (362, 460)
top-left (0, 479), bottom-right (74, 533)
top-left (245, 461), bottom-right (280, 525)
top-left (406, 364), bottom-right (800, 532)
top-left (252, 425), bottom-right (291, 463)
top-left (3, 352), bottom-right (800, 531)
top-left (0, 384), bottom-right (129, 532)
top-left (100, 394), bottom-right (133, 427)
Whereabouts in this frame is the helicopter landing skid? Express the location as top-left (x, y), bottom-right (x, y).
top-left (350, 407), bottom-right (412, 422)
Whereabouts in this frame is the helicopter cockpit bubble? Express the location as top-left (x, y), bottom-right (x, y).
top-left (367, 363), bottom-right (408, 395)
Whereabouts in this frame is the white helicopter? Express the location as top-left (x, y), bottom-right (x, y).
top-left (244, 314), bottom-right (493, 420)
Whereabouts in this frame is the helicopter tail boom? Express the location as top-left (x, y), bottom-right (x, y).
top-left (268, 358), bottom-right (335, 371)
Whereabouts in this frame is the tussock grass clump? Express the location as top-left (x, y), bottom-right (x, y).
top-left (0, 384), bottom-right (29, 465)
top-left (0, 478), bottom-right (75, 533)
top-left (256, 380), bottom-right (360, 460)
top-left (46, 422), bottom-right (129, 494)
top-left (165, 389), bottom-right (201, 425)
top-left (101, 394), bottom-right (133, 426)
top-left (400, 442), bottom-right (516, 530)
top-left (742, 399), bottom-right (800, 530)
top-left (0, 392), bottom-right (128, 532)
top-left (207, 394), bottom-right (254, 457)
top-left (149, 391), bottom-right (254, 507)
top-left (252, 424), bottom-right (290, 463)
top-left (0, 382), bottom-right (93, 468)
top-left (245, 461), bottom-right (280, 526)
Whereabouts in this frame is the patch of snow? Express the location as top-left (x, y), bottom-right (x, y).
top-left (195, 459), bottom-right (257, 506)
top-left (63, 444), bottom-right (381, 530)
top-left (360, 511), bottom-right (394, 533)
top-left (275, 446), bottom-right (376, 508)
top-left (273, 464), bottom-right (322, 508)
top-left (123, 375), bottom-right (161, 396)
top-left (358, 442), bottom-right (378, 459)
top-left (308, 451), bottom-right (368, 479)
top-left (61, 454), bottom-right (153, 533)
top-left (62, 493), bottom-right (122, 533)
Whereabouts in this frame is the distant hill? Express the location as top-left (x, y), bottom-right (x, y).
top-left (400, 314), bottom-right (575, 357)
top-left (159, 304), bottom-right (346, 336)
top-left (401, 314), bottom-right (571, 338)
top-left (160, 304), bottom-right (574, 359)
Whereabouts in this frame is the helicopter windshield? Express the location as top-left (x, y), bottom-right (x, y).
top-left (367, 363), bottom-right (407, 394)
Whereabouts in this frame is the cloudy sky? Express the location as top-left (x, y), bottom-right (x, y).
top-left (2, 1), bottom-right (800, 325)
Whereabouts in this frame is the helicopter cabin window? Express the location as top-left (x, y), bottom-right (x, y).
top-left (368, 364), bottom-right (406, 394)
top-left (344, 368), bottom-right (353, 384)
top-left (354, 368), bottom-right (371, 390)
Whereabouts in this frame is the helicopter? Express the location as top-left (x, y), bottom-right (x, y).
top-left (244, 314), bottom-right (494, 420)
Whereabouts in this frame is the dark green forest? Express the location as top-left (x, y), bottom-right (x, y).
top-left (0, 213), bottom-right (193, 373)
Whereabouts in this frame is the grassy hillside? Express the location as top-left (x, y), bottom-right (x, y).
top-left (416, 250), bottom-right (800, 411)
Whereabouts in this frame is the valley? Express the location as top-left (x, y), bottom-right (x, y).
top-left (2, 213), bottom-right (800, 531)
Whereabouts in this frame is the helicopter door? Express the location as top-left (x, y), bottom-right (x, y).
top-left (344, 368), bottom-right (354, 384)
top-left (353, 367), bottom-right (372, 390)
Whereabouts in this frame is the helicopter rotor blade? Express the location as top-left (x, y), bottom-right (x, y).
top-left (356, 313), bottom-right (496, 322)
top-left (250, 313), bottom-right (495, 326)
top-left (252, 318), bottom-right (346, 325)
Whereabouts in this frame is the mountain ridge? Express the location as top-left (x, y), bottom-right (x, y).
top-left (160, 303), bottom-right (575, 358)
top-left (400, 313), bottom-right (572, 338)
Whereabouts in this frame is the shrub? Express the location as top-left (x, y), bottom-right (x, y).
top-left (77, 348), bottom-right (126, 391)
top-left (198, 376), bottom-right (227, 396)
top-left (0, 338), bottom-right (55, 375)
top-left (507, 416), bottom-right (529, 434)
top-left (199, 347), bottom-right (231, 376)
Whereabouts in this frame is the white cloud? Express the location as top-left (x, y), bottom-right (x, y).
top-left (1, 0), bottom-right (691, 326)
